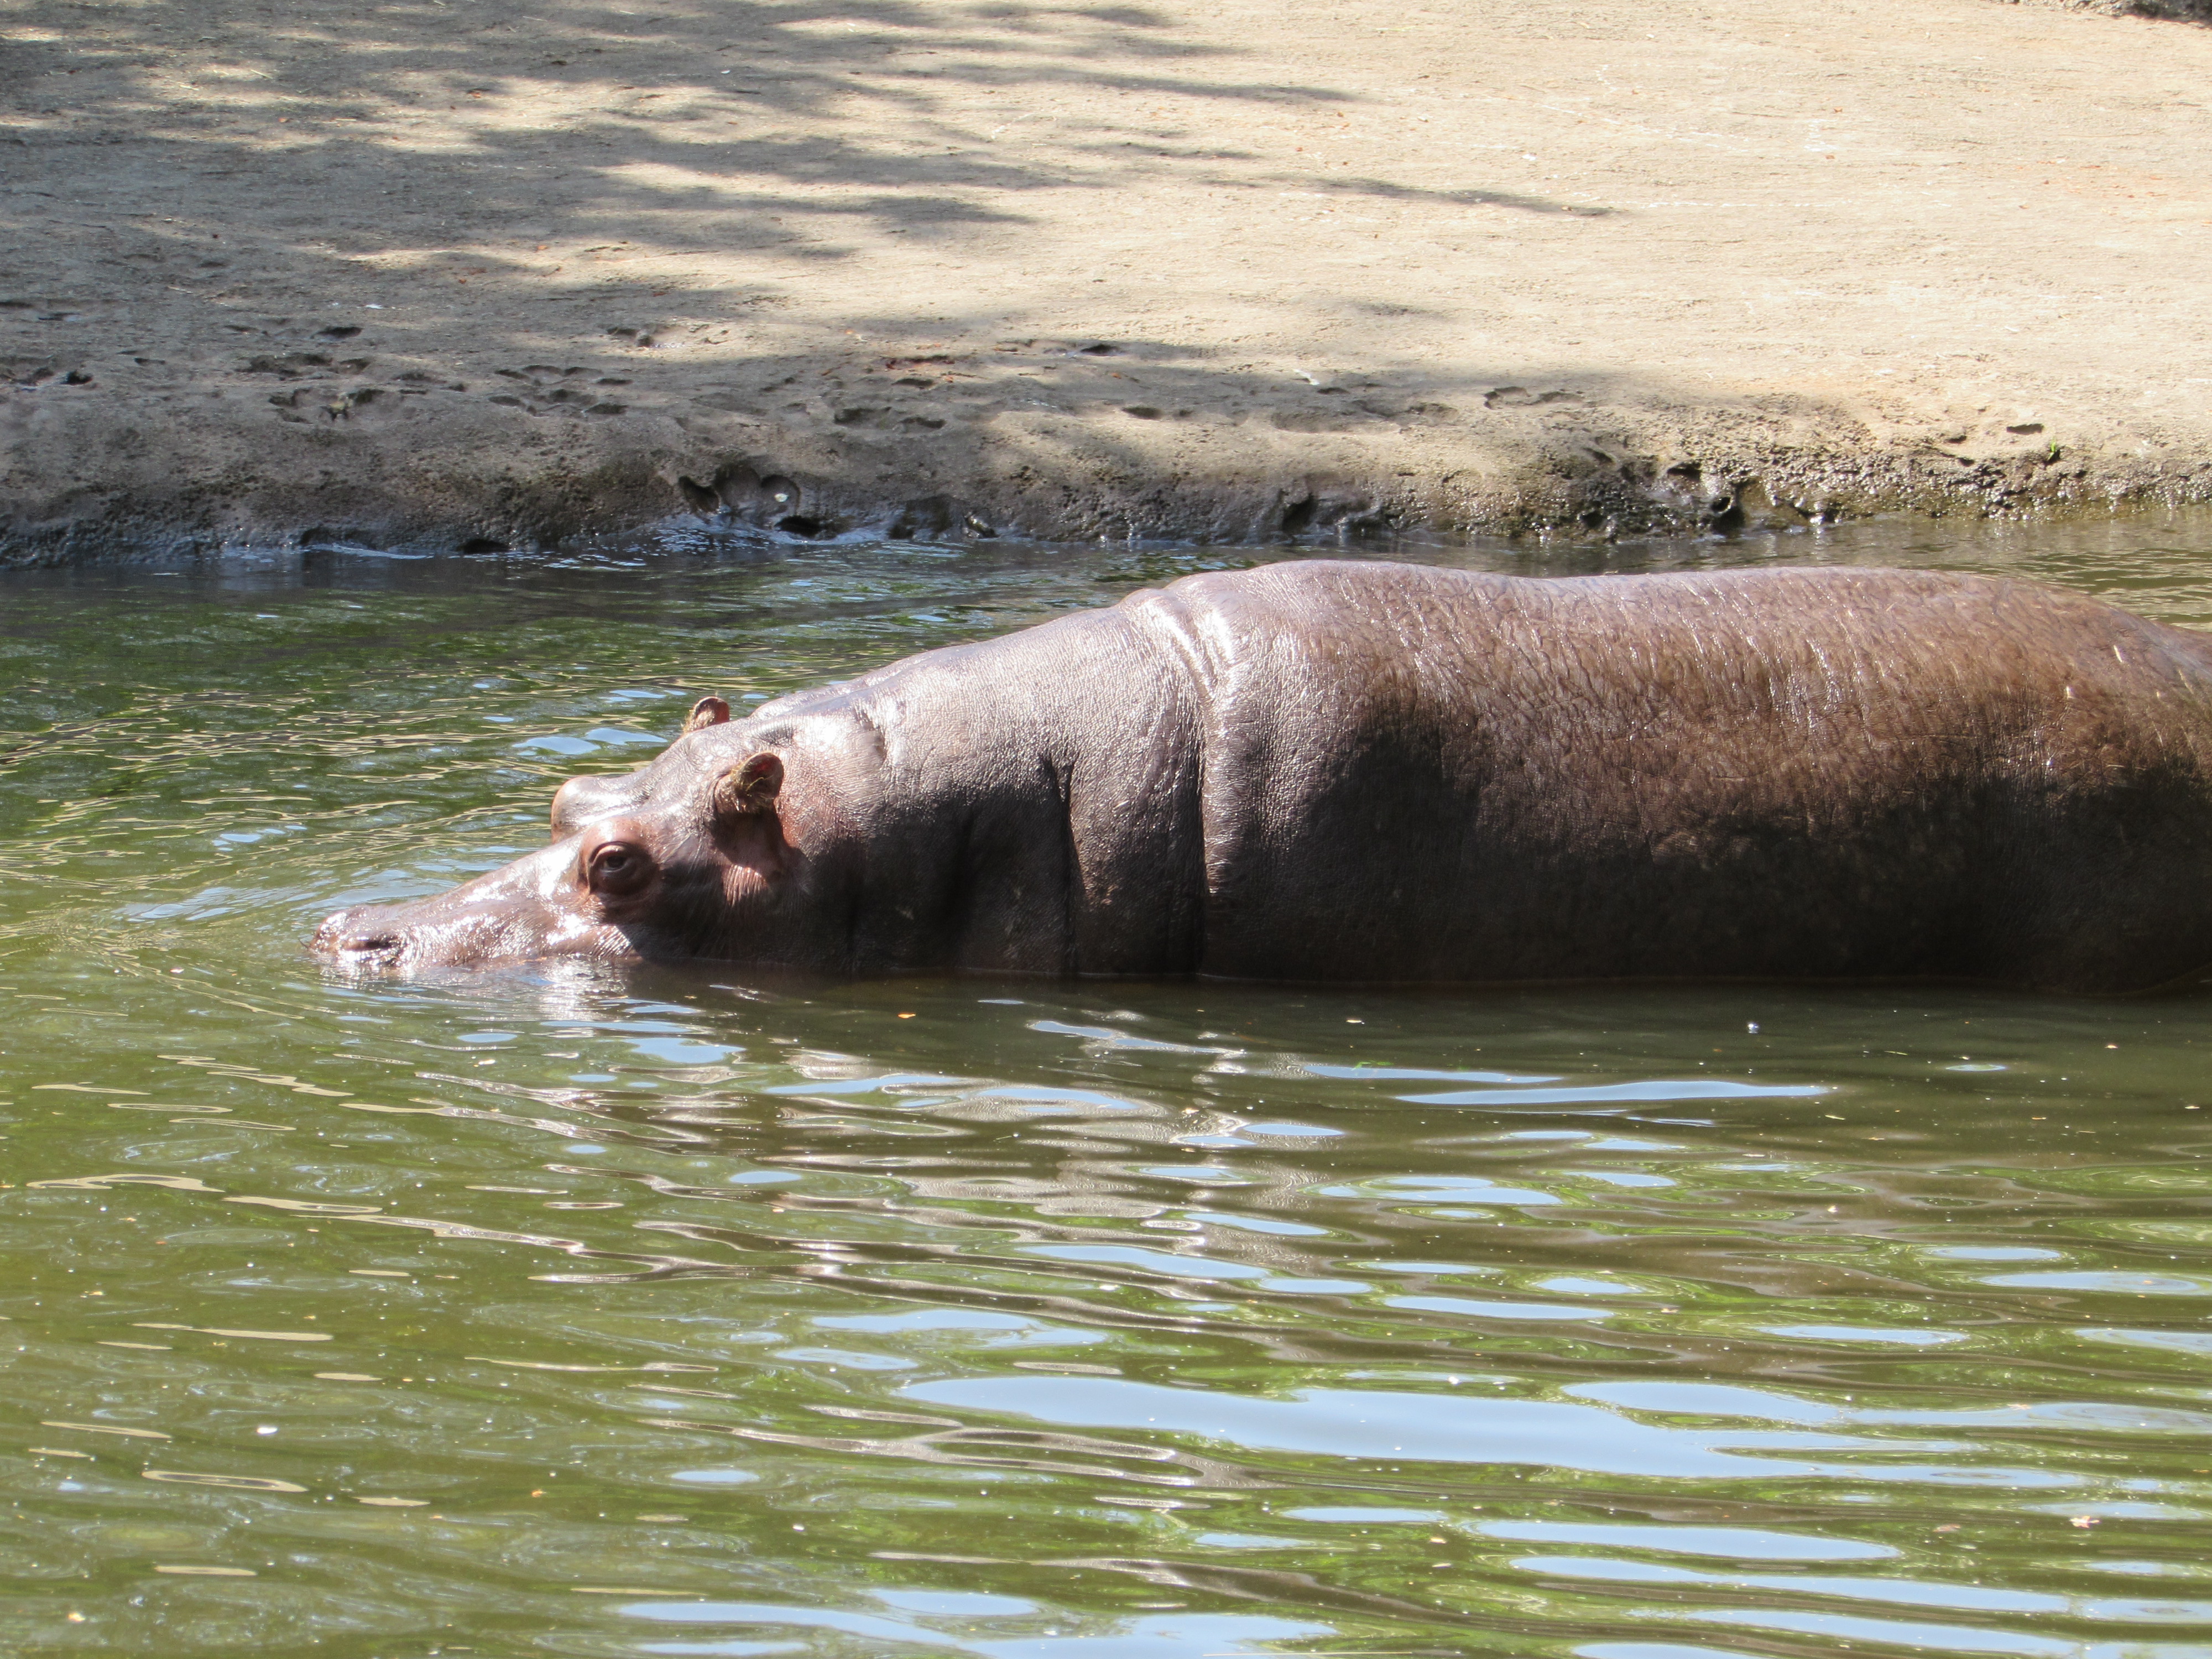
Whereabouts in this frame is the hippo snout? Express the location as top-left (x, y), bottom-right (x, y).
top-left (311, 906), bottom-right (405, 961)
top-left (308, 844), bottom-right (646, 968)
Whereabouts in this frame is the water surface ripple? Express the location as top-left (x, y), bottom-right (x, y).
top-left (3, 517), bottom-right (2211, 1658)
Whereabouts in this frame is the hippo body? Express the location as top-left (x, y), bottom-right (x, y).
top-left (315, 561), bottom-right (2212, 992)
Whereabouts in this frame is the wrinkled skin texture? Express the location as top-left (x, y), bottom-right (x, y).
top-left (312, 561), bottom-right (2212, 992)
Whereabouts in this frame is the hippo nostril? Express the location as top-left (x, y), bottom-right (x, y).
top-left (312, 909), bottom-right (404, 959)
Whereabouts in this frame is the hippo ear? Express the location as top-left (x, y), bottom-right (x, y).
top-left (684, 696), bottom-right (731, 734)
top-left (712, 753), bottom-right (783, 822)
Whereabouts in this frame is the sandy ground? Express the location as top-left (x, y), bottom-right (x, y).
top-left (2, 0), bottom-right (2209, 557)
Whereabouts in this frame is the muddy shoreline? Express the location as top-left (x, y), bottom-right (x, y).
top-left (5, 0), bottom-right (2209, 561)
top-left (11, 340), bottom-right (2210, 562)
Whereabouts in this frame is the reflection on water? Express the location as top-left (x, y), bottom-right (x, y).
top-left (3, 512), bottom-right (2212, 1658)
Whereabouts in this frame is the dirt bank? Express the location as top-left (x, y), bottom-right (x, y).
top-left (3, 0), bottom-right (2210, 558)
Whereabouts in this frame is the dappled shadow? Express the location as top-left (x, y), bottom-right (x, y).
top-left (2, 0), bottom-right (1379, 269)
top-left (1, 0), bottom-right (1708, 554)
top-left (2, 0), bottom-right (1598, 299)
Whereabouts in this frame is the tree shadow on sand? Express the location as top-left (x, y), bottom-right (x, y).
top-left (4, 0), bottom-right (1594, 328)
top-left (1, 0), bottom-right (1668, 551)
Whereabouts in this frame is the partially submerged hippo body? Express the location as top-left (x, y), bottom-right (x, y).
top-left (314, 560), bottom-right (2212, 992)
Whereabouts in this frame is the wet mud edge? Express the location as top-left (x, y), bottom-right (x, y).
top-left (5, 393), bottom-right (2211, 562)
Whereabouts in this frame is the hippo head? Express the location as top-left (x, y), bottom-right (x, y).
top-left (312, 696), bottom-right (822, 971)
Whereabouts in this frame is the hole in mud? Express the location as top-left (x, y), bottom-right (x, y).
top-left (1485, 385), bottom-right (1578, 409)
top-left (889, 495), bottom-right (976, 541)
top-left (458, 538), bottom-right (509, 554)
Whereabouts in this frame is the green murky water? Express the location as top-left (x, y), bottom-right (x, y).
top-left (5, 516), bottom-right (2212, 1659)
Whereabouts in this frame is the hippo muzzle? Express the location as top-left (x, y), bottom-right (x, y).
top-left (312, 838), bottom-right (638, 969)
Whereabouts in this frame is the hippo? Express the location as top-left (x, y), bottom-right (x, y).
top-left (312, 560), bottom-right (2212, 993)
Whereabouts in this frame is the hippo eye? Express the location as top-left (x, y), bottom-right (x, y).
top-left (585, 841), bottom-right (654, 898)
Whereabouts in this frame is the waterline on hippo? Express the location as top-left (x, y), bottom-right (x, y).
top-left (311, 560), bottom-right (2212, 994)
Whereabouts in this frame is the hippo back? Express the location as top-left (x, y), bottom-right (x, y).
top-left (1120, 561), bottom-right (2212, 990)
